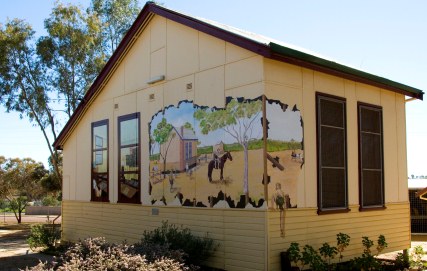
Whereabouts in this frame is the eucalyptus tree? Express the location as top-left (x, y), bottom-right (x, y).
top-left (153, 118), bottom-right (175, 179)
top-left (0, 157), bottom-right (47, 223)
top-left (89, 0), bottom-right (140, 55)
top-left (0, 19), bottom-right (62, 182)
top-left (37, 2), bottom-right (105, 117)
top-left (0, 1), bottom-right (140, 190)
top-left (194, 99), bottom-right (263, 204)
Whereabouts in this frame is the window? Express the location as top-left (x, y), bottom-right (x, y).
top-left (118, 113), bottom-right (140, 204)
top-left (358, 103), bottom-right (384, 209)
top-left (185, 141), bottom-right (192, 160)
top-left (91, 120), bottom-right (109, 202)
top-left (316, 93), bottom-right (348, 213)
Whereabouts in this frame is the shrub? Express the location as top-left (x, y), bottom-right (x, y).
top-left (285, 233), bottom-right (395, 271)
top-left (319, 242), bottom-right (338, 265)
top-left (350, 235), bottom-right (388, 270)
top-left (27, 223), bottom-right (61, 251)
top-left (26, 237), bottom-right (189, 271)
top-left (336, 232), bottom-right (350, 262)
top-left (139, 221), bottom-right (217, 266)
top-left (41, 195), bottom-right (61, 206)
top-left (301, 244), bottom-right (326, 271)
top-left (410, 245), bottom-right (426, 270)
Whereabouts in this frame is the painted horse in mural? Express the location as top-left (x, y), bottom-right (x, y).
top-left (208, 151), bottom-right (233, 182)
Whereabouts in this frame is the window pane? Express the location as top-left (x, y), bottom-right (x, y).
top-left (320, 99), bottom-right (344, 127)
top-left (93, 150), bottom-right (108, 173)
top-left (321, 126), bottom-right (345, 167)
top-left (361, 108), bottom-right (380, 133)
top-left (358, 104), bottom-right (384, 208)
top-left (361, 133), bottom-right (381, 169)
top-left (92, 120), bottom-right (108, 202)
top-left (92, 173), bottom-right (108, 199)
top-left (362, 170), bottom-right (382, 206)
top-left (317, 94), bottom-right (347, 212)
top-left (321, 168), bottom-right (346, 208)
top-left (120, 173), bottom-right (139, 199)
top-left (93, 125), bottom-right (107, 150)
top-left (120, 146), bottom-right (138, 170)
top-left (120, 118), bottom-right (139, 146)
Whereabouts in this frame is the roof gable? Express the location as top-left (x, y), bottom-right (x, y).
top-left (53, 2), bottom-right (423, 149)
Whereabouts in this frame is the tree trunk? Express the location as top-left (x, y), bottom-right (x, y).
top-left (163, 158), bottom-right (167, 179)
top-left (243, 144), bottom-right (249, 206)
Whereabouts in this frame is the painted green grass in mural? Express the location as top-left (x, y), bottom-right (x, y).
top-left (149, 153), bottom-right (160, 161)
top-left (200, 140), bottom-right (301, 153)
top-left (197, 146), bottom-right (213, 155)
top-left (150, 140), bottom-right (302, 160)
top-left (267, 140), bottom-right (301, 152)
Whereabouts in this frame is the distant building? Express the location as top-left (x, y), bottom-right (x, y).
top-left (160, 126), bottom-right (198, 171)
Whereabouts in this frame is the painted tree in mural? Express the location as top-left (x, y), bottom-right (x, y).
top-left (194, 99), bottom-right (262, 204)
top-left (152, 118), bottom-right (175, 178)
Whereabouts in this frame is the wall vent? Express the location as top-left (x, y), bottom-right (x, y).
top-left (114, 103), bottom-right (119, 109)
top-left (149, 93), bottom-right (155, 100)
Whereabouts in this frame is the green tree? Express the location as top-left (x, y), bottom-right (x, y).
top-left (0, 19), bottom-right (63, 183)
top-left (37, 2), bottom-right (105, 117)
top-left (194, 99), bottom-right (262, 204)
top-left (89, 0), bottom-right (140, 55)
top-left (41, 152), bottom-right (63, 194)
top-left (153, 118), bottom-right (174, 178)
top-left (0, 157), bottom-right (47, 223)
top-left (0, 1), bottom-right (138, 186)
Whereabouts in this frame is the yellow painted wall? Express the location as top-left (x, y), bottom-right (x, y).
top-left (60, 12), bottom-right (412, 271)
top-left (62, 200), bottom-right (267, 271)
top-left (263, 59), bottom-right (409, 208)
top-left (267, 202), bottom-right (410, 270)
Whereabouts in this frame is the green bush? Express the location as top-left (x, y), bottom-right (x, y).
top-left (286, 233), bottom-right (395, 271)
top-left (41, 195), bottom-right (61, 206)
top-left (139, 221), bottom-right (217, 266)
top-left (27, 223), bottom-right (61, 250)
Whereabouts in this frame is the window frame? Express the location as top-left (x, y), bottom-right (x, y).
top-left (316, 92), bottom-right (349, 214)
top-left (118, 113), bottom-right (141, 204)
top-left (91, 119), bottom-right (109, 202)
top-left (357, 102), bottom-right (385, 211)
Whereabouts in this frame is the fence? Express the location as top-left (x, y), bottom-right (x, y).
top-left (25, 206), bottom-right (61, 216)
top-left (409, 189), bottom-right (427, 234)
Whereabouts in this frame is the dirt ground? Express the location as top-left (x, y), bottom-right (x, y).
top-left (0, 216), bottom-right (56, 271)
top-left (149, 149), bottom-right (303, 208)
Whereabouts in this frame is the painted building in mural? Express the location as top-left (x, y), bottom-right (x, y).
top-left (54, 3), bottom-right (423, 270)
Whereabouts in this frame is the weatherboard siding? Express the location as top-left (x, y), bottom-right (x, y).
top-left (263, 59), bottom-right (409, 208)
top-left (62, 200), bottom-right (267, 271)
top-left (59, 7), bottom-right (414, 271)
top-left (267, 202), bottom-right (410, 270)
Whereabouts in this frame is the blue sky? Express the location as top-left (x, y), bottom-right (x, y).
top-left (0, 0), bottom-right (426, 175)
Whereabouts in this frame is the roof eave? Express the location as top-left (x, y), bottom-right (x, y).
top-left (269, 42), bottom-right (424, 100)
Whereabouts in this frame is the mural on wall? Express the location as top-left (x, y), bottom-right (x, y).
top-left (265, 100), bottom-right (304, 210)
top-left (148, 96), bottom-right (303, 209)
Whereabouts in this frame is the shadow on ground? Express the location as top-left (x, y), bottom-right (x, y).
top-left (0, 223), bottom-right (54, 271)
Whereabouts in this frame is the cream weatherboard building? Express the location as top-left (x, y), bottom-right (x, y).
top-left (53, 3), bottom-right (423, 270)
